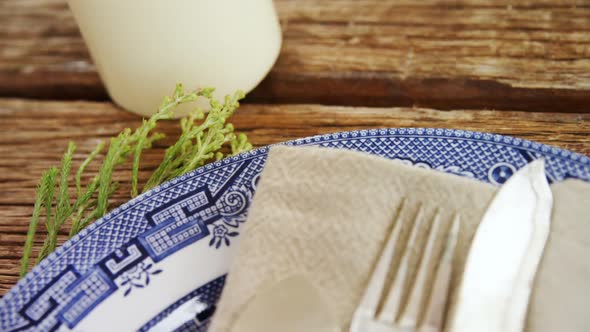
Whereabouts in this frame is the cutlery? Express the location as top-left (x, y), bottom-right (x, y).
top-left (449, 160), bottom-right (552, 332)
top-left (350, 200), bottom-right (461, 332)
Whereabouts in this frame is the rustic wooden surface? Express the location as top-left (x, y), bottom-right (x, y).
top-left (0, 99), bottom-right (589, 293)
top-left (1, 0), bottom-right (589, 111)
top-left (0, 0), bottom-right (589, 297)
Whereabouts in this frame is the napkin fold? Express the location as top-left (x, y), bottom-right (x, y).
top-left (209, 145), bottom-right (589, 332)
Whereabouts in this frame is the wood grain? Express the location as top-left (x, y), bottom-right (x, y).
top-left (1, 0), bottom-right (589, 111)
top-left (0, 98), bottom-right (589, 294)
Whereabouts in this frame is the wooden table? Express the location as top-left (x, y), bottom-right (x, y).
top-left (0, 0), bottom-right (588, 295)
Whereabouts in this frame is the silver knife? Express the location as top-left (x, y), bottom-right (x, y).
top-left (449, 159), bottom-right (553, 332)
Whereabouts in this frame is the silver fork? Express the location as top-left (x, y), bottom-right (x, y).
top-left (350, 201), bottom-right (461, 332)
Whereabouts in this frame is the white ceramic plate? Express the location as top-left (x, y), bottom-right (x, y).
top-left (1, 128), bottom-right (588, 332)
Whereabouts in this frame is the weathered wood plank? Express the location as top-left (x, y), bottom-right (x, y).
top-left (0, 98), bottom-right (588, 293)
top-left (0, 0), bottom-right (589, 111)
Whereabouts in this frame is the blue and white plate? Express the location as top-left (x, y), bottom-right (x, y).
top-left (1, 128), bottom-right (589, 332)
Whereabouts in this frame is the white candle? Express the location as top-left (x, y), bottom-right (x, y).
top-left (68, 0), bottom-right (282, 117)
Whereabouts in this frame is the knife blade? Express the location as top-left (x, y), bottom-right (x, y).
top-left (449, 159), bottom-right (553, 332)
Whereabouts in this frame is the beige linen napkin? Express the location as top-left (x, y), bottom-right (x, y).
top-left (526, 179), bottom-right (590, 332)
top-left (209, 145), bottom-right (589, 332)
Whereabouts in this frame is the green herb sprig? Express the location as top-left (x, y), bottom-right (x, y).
top-left (19, 84), bottom-right (251, 277)
top-left (143, 89), bottom-right (252, 191)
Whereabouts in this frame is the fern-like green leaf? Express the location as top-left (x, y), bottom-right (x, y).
top-left (19, 84), bottom-right (252, 277)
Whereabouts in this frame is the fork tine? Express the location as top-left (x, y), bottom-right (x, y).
top-left (418, 214), bottom-right (461, 332)
top-left (378, 203), bottom-right (426, 324)
top-left (398, 210), bottom-right (444, 329)
top-left (354, 199), bottom-right (408, 318)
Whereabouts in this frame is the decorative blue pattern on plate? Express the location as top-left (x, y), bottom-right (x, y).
top-left (1, 128), bottom-right (588, 331)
